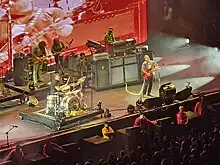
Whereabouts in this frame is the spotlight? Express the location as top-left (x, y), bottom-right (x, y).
top-left (186, 38), bottom-right (190, 44)
top-left (214, 47), bottom-right (218, 51)
top-left (144, 45), bottom-right (149, 50)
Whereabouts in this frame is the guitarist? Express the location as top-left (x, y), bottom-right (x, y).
top-left (51, 37), bottom-right (65, 72)
top-left (142, 55), bottom-right (160, 97)
top-left (32, 41), bottom-right (48, 85)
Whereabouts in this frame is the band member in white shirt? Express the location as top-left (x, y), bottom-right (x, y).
top-left (141, 55), bottom-right (160, 97)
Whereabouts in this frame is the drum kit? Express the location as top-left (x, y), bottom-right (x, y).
top-left (45, 76), bottom-right (87, 118)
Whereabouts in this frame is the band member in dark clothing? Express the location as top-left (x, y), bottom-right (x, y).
top-left (104, 27), bottom-right (115, 45)
top-left (32, 41), bottom-right (48, 84)
top-left (142, 55), bottom-right (160, 97)
top-left (51, 37), bottom-right (65, 72)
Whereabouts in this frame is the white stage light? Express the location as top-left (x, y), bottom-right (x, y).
top-left (214, 47), bottom-right (218, 51)
top-left (144, 45), bottom-right (149, 50)
top-left (186, 38), bottom-right (190, 44)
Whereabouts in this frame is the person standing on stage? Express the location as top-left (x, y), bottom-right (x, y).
top-left (32, 41), bottom-right (48, 85)
top-left (104, 27), bottom-right (115, 45)
top-left (51, 37), bottom-right (65, 72)
top-left (142, 55), bottom-right (160, 97)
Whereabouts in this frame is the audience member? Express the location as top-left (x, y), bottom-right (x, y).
top-left (4, 103), bottom-right (220, 165)
top-left (133, 111), bottom-right (157, 129)
top-left (102, 122), bottom-right (114, 140)
top-left (177, 106), bottom-right (189, 125)
top-left (43, 140), bottom-right (67, 158)
top-left (127, 104), bottom-right (135, 114)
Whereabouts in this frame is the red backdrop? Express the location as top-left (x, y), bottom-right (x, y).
top-left (0, 0), bottom-right (147, 77)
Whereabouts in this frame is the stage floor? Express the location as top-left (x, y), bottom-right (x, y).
top-left (1, 34), bottom-right (220, 145)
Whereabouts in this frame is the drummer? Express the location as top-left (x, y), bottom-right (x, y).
top-left (54, 75), bottom-right (76, 93)
top-left (53, 73), bottom-right (65, 93)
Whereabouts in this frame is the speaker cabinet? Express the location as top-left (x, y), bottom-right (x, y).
top-left (175, 87), bottom-right (192, 101)
top-left (13, 53), bottom-right (29, 86)
top-left (111, 58), bottom-right (124, 84)
top-left (124, 55), bottom-right (138, 82)
top-left (92, 58), bottom-right (110, 89)
top-left (111, 66), bottom-right (124, 84)
top-left (68, 55), bottom-right (79, 75)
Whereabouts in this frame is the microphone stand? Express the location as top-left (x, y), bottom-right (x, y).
top-left (158, 70), bottom-right (161, 89)
top-left (5, 126), bottom-right (16, 146)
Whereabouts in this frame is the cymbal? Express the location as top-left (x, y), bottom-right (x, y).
top-left (77, 76), bottom-right (86, 84)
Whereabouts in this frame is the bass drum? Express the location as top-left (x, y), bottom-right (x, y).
top-left (60, 95), bottom-right (80, 116)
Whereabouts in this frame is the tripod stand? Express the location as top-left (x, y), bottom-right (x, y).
top-left (5, 126), bottom-right (17, 146)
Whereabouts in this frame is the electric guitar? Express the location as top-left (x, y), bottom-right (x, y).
top-left (143, 65), bottom-right (160, 79)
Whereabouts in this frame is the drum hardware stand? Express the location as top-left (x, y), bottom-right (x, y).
top-left (5, 125), bottom-right (18, 146)
top-left (47, 71), bottom-right (56, 94)
top-left (89, 64), bottom-right (95, 110)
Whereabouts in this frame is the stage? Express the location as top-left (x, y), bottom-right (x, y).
top-left (1, 34), bottom-right (220, 146)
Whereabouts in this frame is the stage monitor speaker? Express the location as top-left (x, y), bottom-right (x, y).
top-left (175, 86), bottom-right (192, 101)
top-left (159, 82), bottom-right (176, 104)
top-left (13, 53), bottom-right (29, 86)
top-left (143, 97), bottom-right (164, 109)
